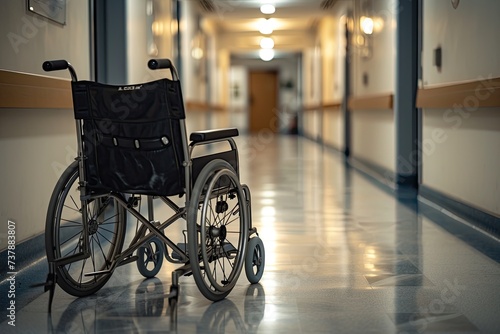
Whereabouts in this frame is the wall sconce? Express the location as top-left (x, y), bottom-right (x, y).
top-left (192, 47), bottom-right (204, 60)
top-left (360, 16), bottom-right (373, 35)
top-left (191, 31), bottom-right (204, 60)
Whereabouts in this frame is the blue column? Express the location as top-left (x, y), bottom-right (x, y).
top-left (94, 0), bottom-right (127, 84)
top-left (394, 0), bottom-right (420, 188)
top-left (343, 17), bottom-right (352, 158)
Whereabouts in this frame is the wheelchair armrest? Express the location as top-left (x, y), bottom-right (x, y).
top-left (189, 128), bottom-right (239, 144)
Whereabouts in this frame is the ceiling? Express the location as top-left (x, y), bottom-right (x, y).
top-left (197, 0), bottom-right (338, 33)
top-left (193, 0), bottom-right (342, 58)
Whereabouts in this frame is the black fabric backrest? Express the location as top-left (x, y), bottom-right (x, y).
top-left (71, 78), bottom-right (186, 196)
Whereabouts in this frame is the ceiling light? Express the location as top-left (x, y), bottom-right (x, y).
top-left (260, 37), bottom-right (274, 49)
top-left (259, 48), bottom-right (274, 61)
top-left (258, 18), bottom-right (274, 35)
top-left (260, 4), bottom-right (275, 15)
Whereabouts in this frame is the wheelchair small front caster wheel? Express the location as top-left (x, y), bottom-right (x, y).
top-left (137, 237), bottom-right (164, 278)
top-left (245, 237), bottom-right (265, 284)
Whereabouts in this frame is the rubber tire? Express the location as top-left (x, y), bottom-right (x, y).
top-left (136, 236), bottom-right (164, 278)
top-left (245, 237), bottom-right (265, 284)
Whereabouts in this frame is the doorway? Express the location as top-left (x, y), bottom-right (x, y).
top-left (248, 70), bottom-right (278, 133)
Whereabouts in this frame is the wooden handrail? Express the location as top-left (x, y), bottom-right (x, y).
top-left (0, 69), bottom-right (228, 112)
top-left (348, 93), bottom-right (393, 110)
top-left (303, 101), bottom-right (342, 111)
top-left (185, 101), bottom-right (226, 112)
top-left (0, 69), bottom-right (72, 109)
top-left (416, 77), bottom-right (500, 109)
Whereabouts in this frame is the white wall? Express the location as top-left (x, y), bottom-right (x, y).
top-left (126, 0), bottom-right (175, 84)
top-left (126, 0), bottom-right (150, 84)
top-left (350, 0), bottom-right (396, 173)
top-left (0, 110), bottom-right (76, 250)
top-left (319, 15), bottom-right (344, 149)
top-left (351, 109), bottom-right (395, 172)
top-left (0, 0), bottom-right (90, 249)
top-left (422, 0), bottom-right (500, 86)
top-left (302, 44), bottom-right (323, 140)
top-left (180, 0), bottom-right (205, 103)
top-left (0, 0), bottom-right (90, 78)
top-left (422, 108), bottom-right (500, 215)
top-left (126, 0), bottom-right (213, 134)
top-left (352, 0), bottom-right (396, 96)
top-left (229, 66), bottom-right (249, 132)
top-left (421, 0), bottom-right (500, 216)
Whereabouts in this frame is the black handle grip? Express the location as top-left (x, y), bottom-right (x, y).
top-left (148, 59), bottom-right (172, 70)
top-left (42, 60), bottom-right (69, 72)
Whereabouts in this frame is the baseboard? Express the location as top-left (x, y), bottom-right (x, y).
top-left (0, 231), bottom-right (46, 277)
top-left (347, 155), bottom-right (397, 191)
top-left (0, 231), bottom-right (48, 314)
top-left (419, 185), bottom-right (500, 239)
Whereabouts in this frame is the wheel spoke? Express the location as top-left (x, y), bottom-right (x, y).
top-left (47, 165), bottom-right (125, 295)
top-left (189, 162), bottom-right (248, 300)
top-left (94, 232), bottom-right (109, 269)
top-left (60, 230), bottom-right (83, 247)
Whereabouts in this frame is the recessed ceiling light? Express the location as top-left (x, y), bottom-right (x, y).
top-left (258, 18), bottom-right (274, 35)
top-left (259, 48), bottom-right (274, 61)
top-left (260, 37), bottom-right (274, 49)
top-left (260, 4), bottom-right (275, 15)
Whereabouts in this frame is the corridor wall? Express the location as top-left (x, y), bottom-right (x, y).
top-left (302, 0), bottom-right (500, 233)
top-left (349, 0), bottom-right (396, 177)
top-left (0, 0), bottom-right (90, 250)
top-left (419, 0), bottom-right (500, 221)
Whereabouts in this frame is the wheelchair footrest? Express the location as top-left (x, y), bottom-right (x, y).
top-left (222, 242), bottom-right (237, 255)
top-left (171, 243), bottom-right (188, 260)
top-left (211, 243), bottom-right (237, 260)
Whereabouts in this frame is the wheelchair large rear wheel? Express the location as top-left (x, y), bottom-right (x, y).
top-left (188, 159), bottom-right (249, 301)
top-left (45, 161), bottom-right (126, 296)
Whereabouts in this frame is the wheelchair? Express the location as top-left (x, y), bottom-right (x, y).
top-left (42, 59), bottom-right (265, 311)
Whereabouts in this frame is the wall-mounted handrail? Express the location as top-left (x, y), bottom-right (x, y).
top-left (348, 93), bottom-right (393, 110)
top-left (303, 101), bottom-right (342, 111)
top-left (0, 69), bottom-right (72, 109)
top-left (185, 101), bottom-right (226, 112)
top-left (416, 77), bottom-right (500, 109)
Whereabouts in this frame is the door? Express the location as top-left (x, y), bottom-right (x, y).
top-left (249, 71), bottom-right (278, 133)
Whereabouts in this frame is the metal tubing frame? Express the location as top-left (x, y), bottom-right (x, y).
top-left (111, 193), bottom-right (189, 263)
top-left (189, 137), bottom-right (240, 175)
top-left (75, 118), bottom-right (91, 260)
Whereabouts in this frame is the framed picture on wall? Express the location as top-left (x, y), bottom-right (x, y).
top-left (27, 0), bottom-right (66, 25)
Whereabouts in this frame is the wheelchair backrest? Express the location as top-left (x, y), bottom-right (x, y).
top-left (71, 78), bottom-right (187, 196)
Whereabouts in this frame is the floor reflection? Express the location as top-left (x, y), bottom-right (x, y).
top-left (45, 278), bottom-right (266, 334)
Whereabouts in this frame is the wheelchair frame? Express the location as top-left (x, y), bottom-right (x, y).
top-left (42, 59), bottom-right (265, 311)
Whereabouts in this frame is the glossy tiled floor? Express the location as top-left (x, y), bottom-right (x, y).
top-left (2, 135), bottom-right (500, 333)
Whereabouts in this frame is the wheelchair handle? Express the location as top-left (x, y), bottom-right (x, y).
top-left (148, 58), bottom-right (178, 80)
top-left (43, 60), bottom-right (68, 71)
top-left (148, 58), bottom-right (172, 70)
top-left (42, 60), bottom-right (78, 81)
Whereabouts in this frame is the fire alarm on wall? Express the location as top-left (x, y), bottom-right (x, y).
top-left (451, 0), bottom-right (460, 9)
